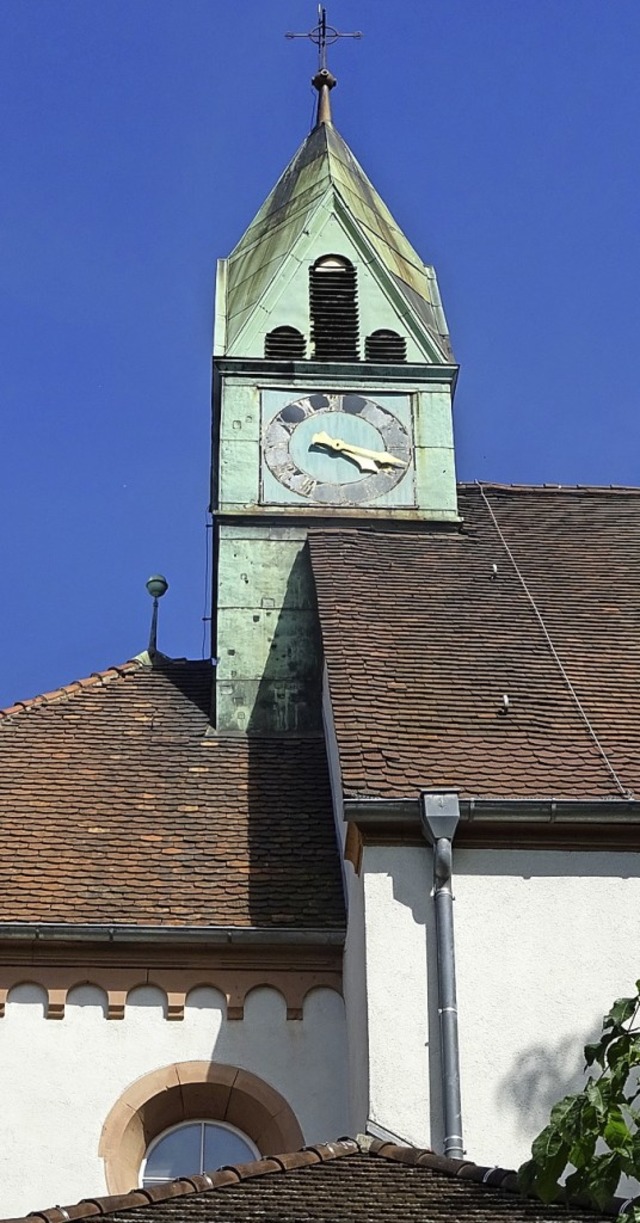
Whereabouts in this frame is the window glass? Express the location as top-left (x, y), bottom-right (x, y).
top-left (143, 1121), bottom-right (257, 1186)
top-left (144, 1124), bottom-right (201, 1183)
top-left (203, 1124), bottom-right (256, 1169)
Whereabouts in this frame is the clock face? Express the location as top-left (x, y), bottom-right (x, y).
top-left (262, 392), bottom-right (412, 505)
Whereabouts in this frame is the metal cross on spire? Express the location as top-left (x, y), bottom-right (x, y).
top-left (286, 6), bottom-right (362, 126)
top-left (286, 6), bottom-right (362, 72)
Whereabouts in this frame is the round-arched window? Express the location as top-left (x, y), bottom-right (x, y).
top-left (142, 1120), bottom-right (259, 1186)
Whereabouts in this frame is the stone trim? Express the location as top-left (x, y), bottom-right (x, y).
top-left (98, 1061), bottom-right (304, 1194)
top-left (0, 966), bottom-right (342, 1020)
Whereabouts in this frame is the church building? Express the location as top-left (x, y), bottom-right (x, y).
top-left (1, 26), bottom-right (639, 1220)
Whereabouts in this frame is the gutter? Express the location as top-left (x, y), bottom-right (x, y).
top-left (343, 797), bottom-right (640, 850)
top-left (344, 796), bottom-right (640, 824)
top-left (0, 923), bottom-right (346, 946)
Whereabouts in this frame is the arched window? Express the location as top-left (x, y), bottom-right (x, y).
top-left (99, 1061), bottom-right (304, 1194)
top-left (365, 329), bottom-right (407, 363)
top-left (142, 1120), bottom-right (259, 1185)
top-left (309, 255), bottom-right (359, 361)
top-left (264, 326), bottom-right (306, 360)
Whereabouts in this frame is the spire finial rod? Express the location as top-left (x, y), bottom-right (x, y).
top-left (286, 6), bottom-right (362, 127)
top-left (312, 66), bottom-right (337, 126)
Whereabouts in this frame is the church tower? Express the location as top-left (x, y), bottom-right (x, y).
top-left (3, 16), bottom-right (640, 1220)
top-left (211, 64), bottom-right (459, 732)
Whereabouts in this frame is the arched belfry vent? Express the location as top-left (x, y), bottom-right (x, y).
top-left (365, 329), bottom-right (407, 363)
top-left (264, 326), bottom-right (306, 360)
top-left (309, 255), bottom-right (360, 361)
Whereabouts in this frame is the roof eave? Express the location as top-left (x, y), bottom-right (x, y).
top-left (343, 796), bottom-right (640, 851)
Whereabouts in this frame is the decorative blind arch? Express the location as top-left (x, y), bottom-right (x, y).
top-left (309, 255), bottom-right (359, 361)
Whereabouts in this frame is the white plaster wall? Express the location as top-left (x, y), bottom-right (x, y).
top-left (454, 850), bottom-right (640, 1171)
top-left (0, 984), bottom-right (347, 1218)
top-left (360, 845), bottom-right (640, 1170)
top-left (342, 865), bottom-right (370, 1136)
top-left (362, 845), bottom-right (437, 1147)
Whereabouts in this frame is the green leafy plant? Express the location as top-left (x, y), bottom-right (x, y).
top-left (519, 984), bottom-right (640, 1215)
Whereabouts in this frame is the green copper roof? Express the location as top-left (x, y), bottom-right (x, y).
top-left (224, 121), bottom-right (453, 361)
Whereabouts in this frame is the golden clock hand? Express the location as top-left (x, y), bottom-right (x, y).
top-left (311, 431), bottom-right (407, 470)
top-left (311, 431), bottom-right (378, 473)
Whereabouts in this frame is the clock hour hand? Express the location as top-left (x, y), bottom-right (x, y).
top-left (311, 431), bottom-right (378, 473)
top-left (311, 431), bottom-right (407, 473)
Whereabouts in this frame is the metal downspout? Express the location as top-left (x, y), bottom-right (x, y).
top-left (420, 789), bottom-right (464, 1160)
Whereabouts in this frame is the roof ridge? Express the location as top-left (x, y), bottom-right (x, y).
top-left (4, 1138), bottom-right (628, 1223)
top-left (0, 654), bottom-right (215, 724)
top-left (459, 482), bottom-right (640, 495)
top-left (368, 1140), bottom-right (629, 1217)
top-left (9, 1141), bottom-right (360, 1223)
top-left (0, 658), bottom-right (147, 722)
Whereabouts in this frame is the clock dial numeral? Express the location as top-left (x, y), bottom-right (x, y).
top-left (342, 394), bottom-right (367, 415)
top-left (279, 407), bottom-right (305, 434)
top-left (308, 393), bottom-right (331, 412)
top-left (291, 471), bottom-right (318, 497)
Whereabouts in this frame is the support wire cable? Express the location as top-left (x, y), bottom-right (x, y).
top-left (477, 482), bottom-right (633, 800)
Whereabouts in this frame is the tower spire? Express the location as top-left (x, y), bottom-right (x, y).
top-left (286, 5), bottom-right (362, 127)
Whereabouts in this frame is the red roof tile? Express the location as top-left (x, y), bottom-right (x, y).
top-left (309, 485), bottom-right (640, 801)
top-left (0, 657), bottom-right (343, 928)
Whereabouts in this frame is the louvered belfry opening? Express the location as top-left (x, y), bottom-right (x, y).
top-left (365, 329), bottom-right (407, 363)
top-left (264, 326), bottom-right (306, 360)
top-left (310, 255), bottom-right (360, 361)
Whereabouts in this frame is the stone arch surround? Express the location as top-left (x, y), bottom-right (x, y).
top-left (99, 1061), bottom-right (304, 1193)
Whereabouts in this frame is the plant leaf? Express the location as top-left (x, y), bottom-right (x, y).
top-left (569, 1131), bottom-right (596, 1169)
top-left (586, 1080), bottom-right (607, 1121)
top-left (584, 1041), bottom-right (604, 1069)
top-left (604, 998), bottom-right (636, 1031)
top-left (587, 1151), bottom-right (622, 1209)
top-left (548, 1093), bottom-right (581, 1134)
top-left (517, 1160), bottom-right (536, 1195)
top-left (607, 1034), bottom-right (632, 1071)
top-left (531, 1122), bottom-right (569, 1168)
top-left (564, 1168), bottom-right (588, 1199)
top-left (603, 1108), bottom-right (630, 1151)
top-left (535, 1161), bottom-right (565, 1204)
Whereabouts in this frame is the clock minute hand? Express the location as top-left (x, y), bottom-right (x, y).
top-left (311, 431), bottom-right (407, 472)
top-left (311, 431), bottom-right (377, 473)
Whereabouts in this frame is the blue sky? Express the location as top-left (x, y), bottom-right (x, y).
top-left (1, 1), bottom-right (639, 707)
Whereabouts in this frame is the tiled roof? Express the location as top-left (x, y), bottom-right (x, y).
top-left (0, 656), bottom-right (343, 928)
top-left (309, 484), bottom-right (640, 801)
top-left (4, 1139), bottom-right (619, 1223)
